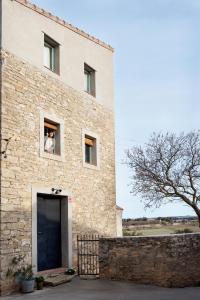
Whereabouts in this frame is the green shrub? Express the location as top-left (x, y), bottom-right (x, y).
top-left (123, 230), bottom-right (143, 236)
top-left (36, 276), bottom-right (44, 283)
top-left (174, 228), bottom-right (193, 234)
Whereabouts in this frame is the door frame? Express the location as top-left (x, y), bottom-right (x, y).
top-left (31, 186), bottom-right (72, 272)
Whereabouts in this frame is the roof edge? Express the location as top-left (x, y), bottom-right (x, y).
top-left (14, 0), bottom-right (114, 52)
top-left (116, 205), bottom-right (124, 210)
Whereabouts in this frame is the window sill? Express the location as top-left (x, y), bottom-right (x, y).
top-left (83, 162), bottom-right (100, 170)
top-left (40, 151), bottom-right (65, 162)
top-left (44, 66), bottom-right (60, 76)
top-left (84, 90), bottom-right (96, 98)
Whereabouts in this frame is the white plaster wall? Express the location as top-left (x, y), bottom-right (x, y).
top-left (116, 209), bottom-right (123, 237)
top-left (2, 0), bottom-right (114, 111)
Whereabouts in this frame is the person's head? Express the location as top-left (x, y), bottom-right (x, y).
top-left (48, 131), bottom-right (54, 138)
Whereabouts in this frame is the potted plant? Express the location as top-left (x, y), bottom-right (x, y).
top-left (65, 268), bottom-right (75, 275)
top-left (7, 256), bottom-right (35, 293)
top-left (19, 265), bottom-right (35, 293)
top-left (35, 276), bottom-right (45, 290)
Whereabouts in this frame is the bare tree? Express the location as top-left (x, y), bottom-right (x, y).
top-left (126, 131), bottom-right (200, 227)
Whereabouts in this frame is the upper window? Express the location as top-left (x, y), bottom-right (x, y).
top-left (84, 135), bottom-right (97, 166)
top-left (44, 34), bottom-right (59, 74)
top-left (82, 130), bottom-right (100, 169)
top-left (84, 63), bottom-right (96, 97)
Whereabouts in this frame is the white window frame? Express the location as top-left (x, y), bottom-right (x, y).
top-left (40, 111), bottom-right (65, 162)
top-left (84, 63), bottom-right (96, 97)
top-left (43, 34), bottom-right (60, 74)
top-left (84, 69), bottom-right (91, 94)
top-left (82, 129), bottom-right (100, 170)
top-left (44, 42), bottom-right (55, 71)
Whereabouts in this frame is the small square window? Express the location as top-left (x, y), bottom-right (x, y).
top-left (44, 119), bottom-right (60, 156)
top-left (44, 34), bottom-right (59, 74)
top-left (84, 63), bottom-right (95, 97)
top-left (84, 135), bottom-right (97, 165)
top-left (40, 112), bottom-right (64, 162)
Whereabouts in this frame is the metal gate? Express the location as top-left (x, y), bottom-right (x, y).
top-left (77, 235), bottom-right (99, 276)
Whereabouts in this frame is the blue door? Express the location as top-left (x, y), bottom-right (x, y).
top-left (37, 195), bottom-right (61, 271)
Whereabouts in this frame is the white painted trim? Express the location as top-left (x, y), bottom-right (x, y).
top-left (67, 200), bottom-right (73, 268)
top-left (82, 129), bottom-right (100, 170)
top-left (31, 186), bottom-right (72, 272)
top-left (39, 110), bottom-right (65, 162)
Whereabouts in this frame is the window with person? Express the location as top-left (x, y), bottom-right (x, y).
top-left (44, 119), bottom-right (60, 155)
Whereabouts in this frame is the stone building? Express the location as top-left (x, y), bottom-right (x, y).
top-left (116, 205), bottom-right (123, 237)
top-left (0, 0), bottom-right (117, 294)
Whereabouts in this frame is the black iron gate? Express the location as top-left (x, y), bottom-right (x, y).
top-left (77, 235), bottom-right (100, 276)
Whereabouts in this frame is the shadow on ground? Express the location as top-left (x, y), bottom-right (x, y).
top-left (2, 277), bottom-right (200, 300)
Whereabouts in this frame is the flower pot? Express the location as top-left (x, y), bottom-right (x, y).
top-left (21, 279), bottom-right (35, 293)
top-left (37, 281), bottom-right (44, 290)
top-left (65, 268), bottom-right (75, 275)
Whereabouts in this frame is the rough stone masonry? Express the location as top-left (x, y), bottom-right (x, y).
top-left (0, 50), bottom-right (117, 294)
top-left (99, 234), bottom-right (200, 287)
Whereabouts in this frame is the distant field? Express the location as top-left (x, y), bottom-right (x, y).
top-left (123, 223), bottom-right (200, 236)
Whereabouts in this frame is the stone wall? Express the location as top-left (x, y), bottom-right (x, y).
top-left (0, 50), bottom-right (116, 295)
top-left (99, 234), bottom-right (200, 287)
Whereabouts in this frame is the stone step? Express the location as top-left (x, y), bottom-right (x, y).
top-left (44, 273), bottom-right (75, 287)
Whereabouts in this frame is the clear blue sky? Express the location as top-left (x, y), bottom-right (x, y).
top-left (33, 0), bottom-right (200, 218)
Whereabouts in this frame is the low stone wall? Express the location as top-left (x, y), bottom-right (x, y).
top-left (99, 234), bottom-right (200, 287)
